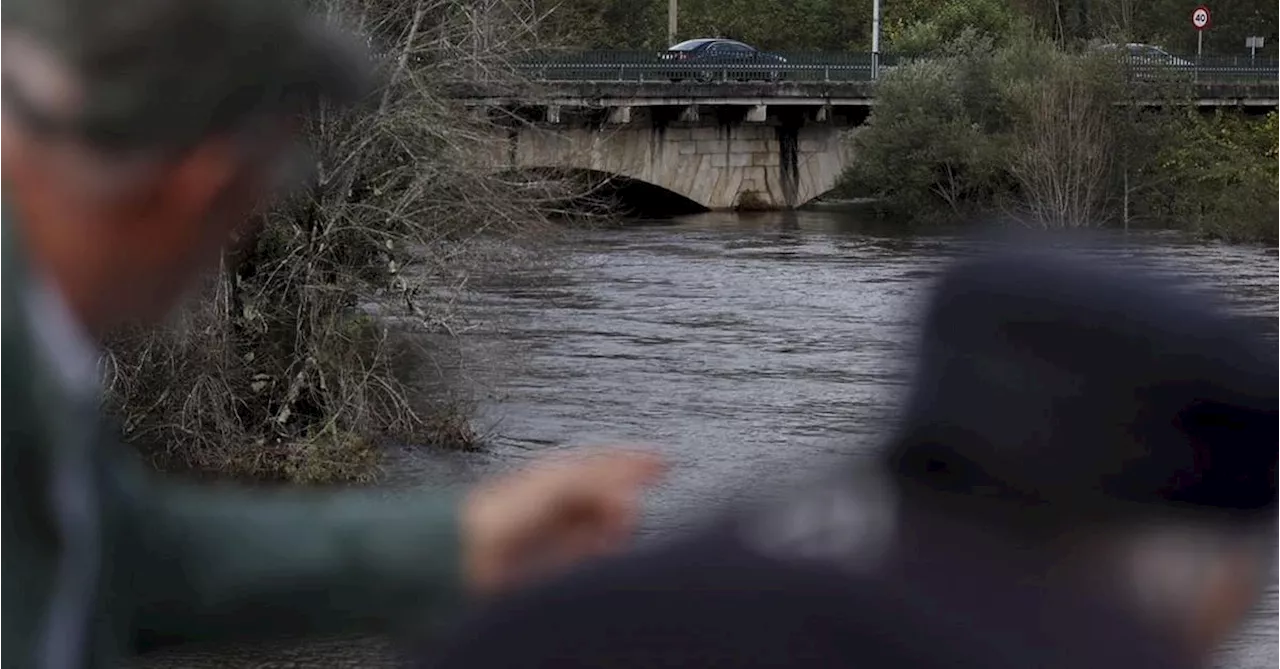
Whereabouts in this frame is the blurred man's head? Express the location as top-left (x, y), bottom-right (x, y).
top-left (1, 0), bottom-right (372, 335)
top-left (883, 244), bottom-right (1276, 658)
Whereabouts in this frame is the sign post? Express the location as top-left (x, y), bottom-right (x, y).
top-left (1246, 36), bottom-right (1264, 60)
top-left (1187, 5), bottom-right (1208, 59)
top-left (1191, 6), bottom-right (1210, 82)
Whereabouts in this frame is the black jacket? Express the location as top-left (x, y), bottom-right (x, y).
top-left (421, 475), bottom-right (1189, 669)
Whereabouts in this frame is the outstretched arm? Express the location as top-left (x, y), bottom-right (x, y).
top-left (113, 451), bottom-right (466, 643)
top-left (107, 444), bottom-right (666, 645)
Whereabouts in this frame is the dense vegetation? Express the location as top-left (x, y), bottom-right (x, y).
top-left (533, 0), bottom-right (1277, 56)
top-left (843, 29), bottom-right (1278, 241)
top-left (839, 4), bottom-right (1280, 240)
top-left (105, 0), bottom-right (577, 482)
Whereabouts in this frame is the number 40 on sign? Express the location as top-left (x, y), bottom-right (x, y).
top-left (1191, 5), bottom-right (1211, 30)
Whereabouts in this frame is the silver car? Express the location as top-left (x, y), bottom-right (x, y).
top-left (1094, 42), bottom-right (1195, 80)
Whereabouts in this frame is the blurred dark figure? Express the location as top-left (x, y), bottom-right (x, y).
top-left (1, 1), bottom-right (664, 667)
top-left (421, 244), bottom-right (1277, 669)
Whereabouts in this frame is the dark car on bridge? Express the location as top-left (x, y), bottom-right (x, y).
top-left (662, 38), bottom-right (788, 83)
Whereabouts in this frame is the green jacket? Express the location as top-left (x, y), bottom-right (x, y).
top-left (1, 210), bottom-right (465, 669)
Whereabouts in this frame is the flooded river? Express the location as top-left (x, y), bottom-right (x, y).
top-left (395, 208), bottom-right (1278, 669)
top-left (137, 208), bottom-right (1276, 668)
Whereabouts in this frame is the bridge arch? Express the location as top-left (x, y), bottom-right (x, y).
top-left (498, 167), bottom-right (708, 217)
top-left (489, 122), bottom-right (858, 211)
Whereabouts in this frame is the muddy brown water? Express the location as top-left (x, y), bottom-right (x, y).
top-left (138, 209), bottom-right (1277, 668)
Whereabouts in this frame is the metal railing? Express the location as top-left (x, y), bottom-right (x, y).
top-left (514, 51), bottom-right (899, 83)
top-left (1122, 54), bottom-right (1279, 83)
top-left (511, 51), bottom-right (1279, 87)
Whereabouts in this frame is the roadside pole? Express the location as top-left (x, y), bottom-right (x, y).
top-left (668, 0), bottom-right (677, 46)
top-left (871, 0), bottom-right (881, 80)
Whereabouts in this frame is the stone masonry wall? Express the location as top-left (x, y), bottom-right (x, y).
top-left (492, 123), bottom-right (856, 210)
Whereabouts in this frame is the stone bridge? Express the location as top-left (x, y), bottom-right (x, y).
top-left (451, 81), bottom-right (873, 210)
top-left (447, 55), bottom-right (1278, 211)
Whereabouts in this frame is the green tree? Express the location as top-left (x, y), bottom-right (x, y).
top-left (886, 0), bottom-right (1018, 55)
top-left (1140, 111), bottom-right (1279, 242)
top-left (848, 33), bottom-right (1012, 221)
top-left (534, 0), bottom-right (667, 49)
top-left (532, 0), bottom-right (873, 51)
top-left (1027, 0), bottom-right (1278, 56)
top-left (532, 0), bottom-right (1276, 55)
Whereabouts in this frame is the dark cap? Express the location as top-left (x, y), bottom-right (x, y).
top-left (4, 0), bottom-right (375, 150)
top-left (886, 244), bottom-right (1278, 527)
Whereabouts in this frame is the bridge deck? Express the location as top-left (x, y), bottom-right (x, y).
top-left (446, 81), bottom-right (879, 107)
top-left (449, 80), bottom-right (1278, 109)
top-left (447, 51), bottom-right (1277, 108)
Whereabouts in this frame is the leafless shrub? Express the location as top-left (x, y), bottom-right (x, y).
top-left (104, 0), bottom-right (593, 483)
top-left (1002, 52), bottom-right (1115, 229)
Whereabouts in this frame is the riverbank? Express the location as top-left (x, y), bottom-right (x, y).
top-left (835, 32), bottom-right (1279, 244)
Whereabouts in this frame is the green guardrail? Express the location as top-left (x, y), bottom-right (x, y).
top-left (510, 51), bottom-right (1279, 86)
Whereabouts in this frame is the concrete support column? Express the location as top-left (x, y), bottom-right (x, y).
top-left (607, 105), bottom-right (633, 124)
top-left (546, 105), bottom-right (561, 124)
top-left (745, 104), bottom-right (768, 122)
top-left (679, 104), bottom-right (700, 123)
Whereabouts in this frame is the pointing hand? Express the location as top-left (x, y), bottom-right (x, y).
top-left (461, 448), bottom-right (668, 595)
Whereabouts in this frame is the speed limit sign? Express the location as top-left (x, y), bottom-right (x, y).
top-left (1191, 5), bottom-right (1211, 30)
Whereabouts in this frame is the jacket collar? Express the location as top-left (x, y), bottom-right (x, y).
top-left (2, 195), bottom-right (103, 402)
top-left (25, 270), bottom-right (102, 400)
